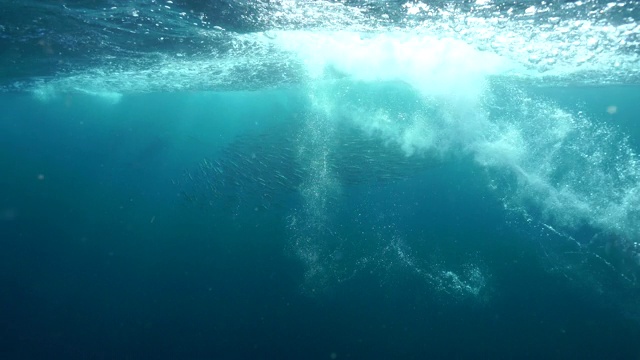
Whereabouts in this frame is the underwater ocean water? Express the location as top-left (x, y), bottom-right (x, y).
top-left (2, 0), bottom-right (640, 358)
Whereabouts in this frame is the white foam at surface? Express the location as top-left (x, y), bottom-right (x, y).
top-left (12, 0), bottom-right (639, 97)
top-left (272, 30), bottom-right (516, 102)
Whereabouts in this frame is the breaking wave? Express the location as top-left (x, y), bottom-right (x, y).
top-left (6, 1), bottom-right (639, 300)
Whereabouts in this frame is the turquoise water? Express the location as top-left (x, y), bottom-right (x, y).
top-left (1, 1), bottom-right (640, 358)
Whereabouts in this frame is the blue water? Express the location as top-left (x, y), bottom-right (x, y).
top-left (2, 1), bottom-right (640, 359)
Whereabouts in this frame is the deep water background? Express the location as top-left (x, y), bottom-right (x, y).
top-left (1, 87), bottom-right (640, 359)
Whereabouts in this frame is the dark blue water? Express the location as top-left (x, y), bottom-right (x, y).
top-left (2, 1), bottom-right (640, 359)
